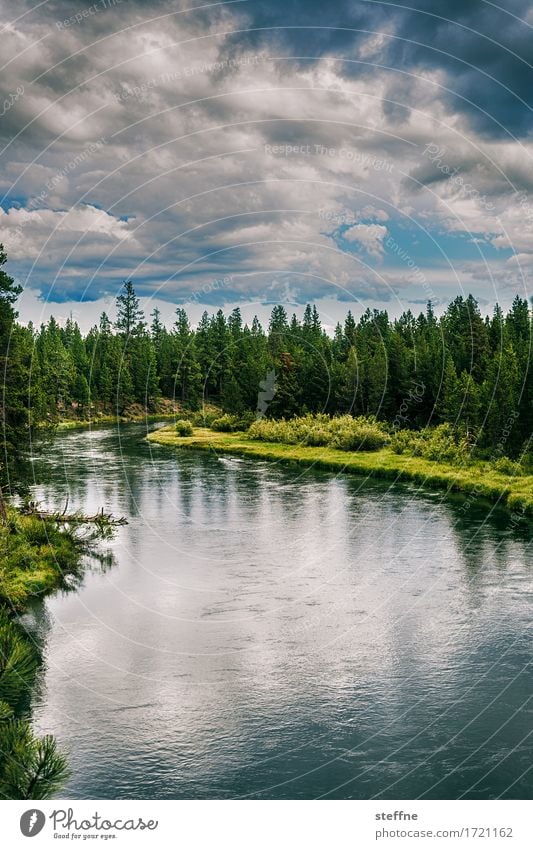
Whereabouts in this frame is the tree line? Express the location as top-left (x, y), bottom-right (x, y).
top-left (1, 246), bottom-right (532, 491)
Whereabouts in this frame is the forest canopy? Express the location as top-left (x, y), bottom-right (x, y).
top-left (1, 247), bottom-right (531, 491)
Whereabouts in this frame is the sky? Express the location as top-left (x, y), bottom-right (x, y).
top-left (1, 0), bottom-right (533, 330)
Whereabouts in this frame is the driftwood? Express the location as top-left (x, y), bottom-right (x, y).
top-left (22, 499), bottom-right (127, 527)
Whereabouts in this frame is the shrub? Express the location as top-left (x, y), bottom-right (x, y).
top-left (391, 424), bottom-right (475, 465)
top-left (210, 411), bottom-right (255, 432)
top-left (390, 430), bottom-right (415, 455)
top-left (302, 428), bottom-right (331, 447)
top-left (234, 410), bottom-right (256, 430)
top-left (492, 456), bottom-right (524, 477)
top-left (190, 406), bottom-right (222, 427)
top-left (331, 424), bottom-right (389, 452)
top-left (248, 414), bottom-right (389, 452)
top-left (520, 451), bottom-right (533, 473)
top-left (211, 414), bottom-right (238, 432)
top-left (175, 419), bottom-right (193, 436)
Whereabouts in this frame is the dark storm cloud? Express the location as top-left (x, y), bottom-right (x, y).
top-left (384, 0), bottom-right (533, 138)
top-left (5, 0), bottom-right (533, 146)
top-left (220, 0), bottom-right (381, 60)
top-left (219, 0), bottom-right (533, 138)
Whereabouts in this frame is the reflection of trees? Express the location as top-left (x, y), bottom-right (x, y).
top-left (445, 494), bottom-right (531, 600)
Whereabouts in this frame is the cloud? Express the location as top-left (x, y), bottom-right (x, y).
top-left (343, 223), bottom-right (388, 257)
top-left (0, 0), bottom-right (532, 319)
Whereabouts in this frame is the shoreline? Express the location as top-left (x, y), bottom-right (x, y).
top-left (0, 508), bottom-right (84, 613)
top-left (0, 507), bottom-right (87, 798)
top-left (56, 412), bottom-right (180, 431)
top-left (147, 426), bottom-right (533, 517)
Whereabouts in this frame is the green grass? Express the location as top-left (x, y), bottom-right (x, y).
top-left (147, 425), bottom-right (533, 516)
top-left (0, 512), bottom-right (78, 799)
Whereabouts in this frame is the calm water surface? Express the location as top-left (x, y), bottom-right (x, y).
top-left (26, 424), bottom-right (532, 799)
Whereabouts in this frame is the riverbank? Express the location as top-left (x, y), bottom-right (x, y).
top-left (147, 426), bottom-right (533, 516)
top-left (0, 507), bottom-right (85, 611)
top-left (0, 507), bottom-right (87, 798)
top-left (56, 412), bottom-right (181, 431)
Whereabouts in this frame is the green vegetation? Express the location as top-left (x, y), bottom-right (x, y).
top-left (0, 240), bottom-right (531, 795)
top-left (0, 609), bottom-right (69, 800)
top-left (249, 414), bottom-right (390, 451)
top-left (0, 507), bottom-right (89, 799)
top-left (390, 423), bottom-right (475, 463)
top-left (56, 410), bottom-right (181, 431)
top-left (175, 419), bottom-right (194, 436)
top-left (0, 239), bottom-right (527, 463)
top-left (0, 508), bottom-right (84, 612)
top-left (211, 411), bottom-right (256, 432)
top-left (148, 424), bottom-right (533, 516)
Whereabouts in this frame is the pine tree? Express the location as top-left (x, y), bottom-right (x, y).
top-left (0, 247), bottom-right (42, 496)
top-left (481, 340), bottom-right (520, 453)
top-left (268, 351), bottom-right (300, 418)
top-left (172, 308), bottom-right (201, 405)
top-left (150, 307), bottom-right (164, 350)
top-left (0, 613), bottom-right (69, 799)
top-left (115, 280), bottom-right (144, 338)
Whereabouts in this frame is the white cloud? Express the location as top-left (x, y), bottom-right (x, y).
top-left (343, 223), bottom-right (388, 257)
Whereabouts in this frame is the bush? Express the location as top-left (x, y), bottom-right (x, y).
top-left (520, 451), bottom-right (533, 473)
top-left (234, 410), bottom-right (256, 430)
top-left (190, 406), bottom-right (222, 427)
top-left (331, 424), bottom-right (389, 452)
top-left (210, 411), bottom-right (256, 432)
top-left (492, 456), bottom-right (524, 477)
top-left (390, 424), bottom-right (476, 465)
top-left (389, 430), bottom-right (414, 455)
top-left (302, 428), bottom-right (331, 447)
top-left (175, 419), bottom-right (193, 436)
top-left (211, 414), bottom-right (238, 432)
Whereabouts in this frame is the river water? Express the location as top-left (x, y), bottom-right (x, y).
top-left (26, 424), bottom-right (532, 799)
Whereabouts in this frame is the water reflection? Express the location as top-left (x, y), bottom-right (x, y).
top-left (28, 424), bottom-right (533, 800)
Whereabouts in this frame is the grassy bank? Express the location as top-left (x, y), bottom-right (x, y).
top-left (0, 507), bottom-right (85, 611)
top-left (0, 507), bottom-right (96, 799)
top-left (147, 425), bottom-right (533, 516)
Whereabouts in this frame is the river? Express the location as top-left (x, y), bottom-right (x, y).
top-left (25, 423), bottom-right (532, 799)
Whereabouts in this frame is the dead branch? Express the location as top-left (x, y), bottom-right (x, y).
top-left (22, 501), bottom-right (127, 526)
